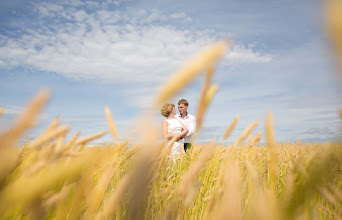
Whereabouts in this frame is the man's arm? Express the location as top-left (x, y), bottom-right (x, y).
top-left (185, 116), bottom-right (196, 137)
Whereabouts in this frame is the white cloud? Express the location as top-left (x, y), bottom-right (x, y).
top-left (170, 12), bottom-right (186, 19)
top-left (1, 105), bottom-right (25, 115)
top-left (0, 105), bottom-right (56, 127)
top-left (0, 2), bottom-right (272, 84)
top-left (226, 44), bottom-right (272, 63)
top-left (170, 12), bottom-right (192, 22)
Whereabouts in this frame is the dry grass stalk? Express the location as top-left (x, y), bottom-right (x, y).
top-left (42, 118), bottom-right (59, 136)
top-left (240, 121), bottom-right (259, 141)
top-left (233, 121), bottom-right (259, 147)
top-left (87, 163), bottom-right (117, 216)
top-left (328, 184), bottom-right (342, 204)
top-left (250, 131), bottom-right (262, 146)
top-left (317, 187), bottom-right (338, 208)
top-left (24, 159), bottom-right (48, 176)
top-left (136, 116), bottom-right (159, 147)
top-left (0, 152), bottom-right (99, 218)
top-left (266, 112), bottom-right (277, 193)
top-left (43, 184), bottom-right (73, 208)
top-left (177, 140), bottom-right (215, 198)
top-left (18, 137), bottom-right (32, 159)
top-left (0, 90), bottom-right (50, 149)
top-left (127, 132), bottom-right (161, 220)
top-left (96, 173), bottom-right (133, 220)
top-left (29, 125), bottom-right (70, 150)
top-left (298, 138), bottom-right (302, 145)
top-left (195, 84), bottom-right (219, 132)
top-left (75, 130), bottom-right (108, 145)
top-left (25, 137), bottom-right (32, 144)
top-left (338, 107), bottom-right (342, 119)
top-left (214, 162), bottom-right (241, 219)
top-left (62, 131), bottom-right (80, 154)
top-left (105, 107), bottom-right (118, 140)
top-left (30, 122), bottom-right (38, 127)
top-left (0, 146), bottom-right (19, 187)
top-left (64, 172), bottom-right (94, 220)
top-left (0, 91), bottom-right (50, 187)
top-left (196, 66), bottom-right (214, 130)
top-left (223, 115), bottom-right (239, 140)
top-left (245, 160), bottom-right (280, 220)
top-left (113, 138), bottom-right (130, 154)
top-left (0, 108), bottom-right (4, 118)
top-left (326, 0), bottom-right (342, 72)
top-left (204, 84), bottom-right (219, 108)
top-left (154, 41), bottom-right (228, 105)
top-left (165, 135), bottom-right (179, 150)
top-left (53, 135), bottom-right (66, 157)
top-left (233, 136), bottom-right (240, 147)
top-left (161, 141), bottom-right (215, 219)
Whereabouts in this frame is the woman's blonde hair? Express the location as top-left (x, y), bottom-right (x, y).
top-left (160, 104), bottom-right (175, 117)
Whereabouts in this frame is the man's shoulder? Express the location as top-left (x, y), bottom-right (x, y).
top-left (188, 114), bottom-right (196, 120)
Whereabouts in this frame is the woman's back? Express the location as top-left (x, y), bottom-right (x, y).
top-left (165, 119), bottom-right (182, 134)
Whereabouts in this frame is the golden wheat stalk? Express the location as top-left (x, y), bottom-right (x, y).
top-left (0, 92), bottom-right (50, 187)
top-left (266, 112), bottom-right (277, 193)
top-left (0, 108), bottom-right (4, 118)
top-left (326, 0), bottom-right (342, 72)
top-left (204, 84), bottom-right (219, 108)
top-left (196, 84), bottom-right (219, 132)
top-left (214, 162), bottom-right (241, 219)
top-left (75, 130), bottom-right (108, 146)
top-left (245, 159), bottom-right (280, 219)
top-left (0, 152), bottom-right (99, 218)
top-left (113, 138), bottom-right (130, 153)
top-left (43, 184), bottom-right (73, 208)
top-left (250, 131), bottom-right (262, 146)
top-left (196, 66), bottom-right (214, 130)
top-left (95, 173), bottom-right (133, 220)
top-left (29, 125), bottom-right (70, 150)
top-left (53, 134), bottom-right (67, 157)
top-left (154, 41), bottom-right (228, 105)
top-left (223, 115), bottom-right (239, 140)
top-left (177, 140), bottom-right (216, 198)
top-left (240, 121), bottom-right (259, 141)
top-left (338, 107), bottom-right (342, 119)
top-left (42, 118), bottom-right (59, 135)
top-left (127, 142), bottom-right (160, 219)
top-left (105, 107), bottom-right (118, 140)
top-left (0, 90), bottom-right (50, 149)
top-left (87, 164), bottom-right (116, 215)
top-left (165, 135), bottom-right (179, 150)
top-left (62, 131), bottom-right (80, 155)
top-left (233, 121), bottom-right (259, 147)
top-left (161, 141), bottom-right (215, 219)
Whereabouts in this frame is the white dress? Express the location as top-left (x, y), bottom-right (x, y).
top-left (165, 119), bottom-right (185, 156)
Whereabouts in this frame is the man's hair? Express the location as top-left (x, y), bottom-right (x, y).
top-left (160, 104), bottom-right (175, 117)
top-left (178, 99), bottom-right (189, 106)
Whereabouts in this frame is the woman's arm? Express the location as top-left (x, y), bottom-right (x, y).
top-left (178, 120), bottom-right (189, 137)
top-left (162, 120), bottom-right (180, 140)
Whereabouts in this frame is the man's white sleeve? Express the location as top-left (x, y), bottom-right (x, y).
top-left (186, 117), bottom-right (196, 137)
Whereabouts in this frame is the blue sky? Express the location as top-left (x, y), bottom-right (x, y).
top-left (0, 0), bottom-right (341, 144)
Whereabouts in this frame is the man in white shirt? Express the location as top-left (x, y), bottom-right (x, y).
top-left (174, 99), bottom-right (196, 152)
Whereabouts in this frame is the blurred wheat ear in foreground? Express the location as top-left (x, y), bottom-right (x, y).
top-left (0, 41), bottom-right (342, 220)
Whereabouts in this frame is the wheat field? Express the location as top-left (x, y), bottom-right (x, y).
top-left (0, 121), bottom-right (342, 219)
top-left (1, 18), bottom-right (342, 219)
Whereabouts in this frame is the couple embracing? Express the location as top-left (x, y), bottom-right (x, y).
top-left (160, 99), bottom-right (196, 156)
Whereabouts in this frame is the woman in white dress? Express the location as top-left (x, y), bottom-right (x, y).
top-left (160, 104), bottom-right (189, 156)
